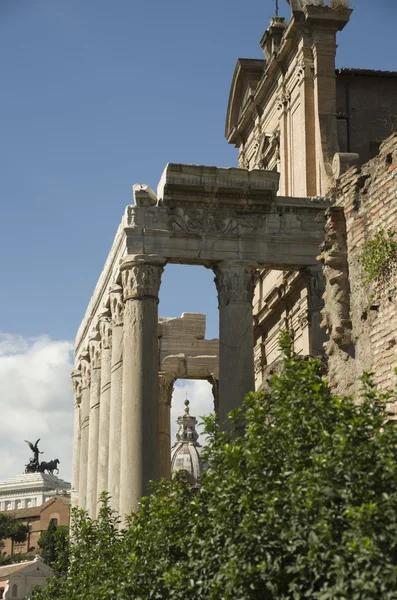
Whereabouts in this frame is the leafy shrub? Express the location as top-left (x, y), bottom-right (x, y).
top-left (35, 334), bottom-right (397, 599)
top-left (360, 228), bottom-right (397, 288)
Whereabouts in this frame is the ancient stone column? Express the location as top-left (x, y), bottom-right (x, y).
top-left (86, 332), bottom-right (102, 518)
top-left (71, 369), bottom-right (82, 507)
top-left (96, 310), bottom-right (112, 514)
top-left (158, 372), bottom-right (175, 480)
top-left (107, 284), bottom-right (124, 513)
top-left (119, 254), bottom-right (165, 516)
top-left (78, 350), bottom-right (91, 509)
top-left (214, 261), bottom-right (256, 426)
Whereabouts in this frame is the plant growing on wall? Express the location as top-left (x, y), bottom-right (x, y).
top-left (360, 228), bottom-right (397, 291)
top-left (328, 0), bottom-right (351, 10)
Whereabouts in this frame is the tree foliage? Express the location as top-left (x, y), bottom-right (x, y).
top-left (0, 513), bottom-right (28, 548)
top-left (38, 520), bottom-right (69, 573)
top-left (35, 334), bottom-right (397, 599)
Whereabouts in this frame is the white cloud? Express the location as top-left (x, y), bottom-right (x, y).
top-left (0, 334), bottom-right (74, 483)
top-left (171, 379), bottom-right (215, 445)
top-left (0, 334), bottom-right (215, 485)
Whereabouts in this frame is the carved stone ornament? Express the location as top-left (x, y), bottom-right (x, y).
top-left (71, 369), bottom-right (83, 405)
top-left (109, 284), bottom-right (124, 327)
top-left (169, 207), bottom-right (268, 237)
top-left (99, 315), bottom-right (112, 350)
top-left (207, 375), bottom-right (219, 414)
top-left (80, 352), bottom-right (91, 390)
top-left (89, 338), bottom-right (101, 370)
top-left (214, 263), bottom-right (256, 306)
top-left (238, 147), bottom-right (250, 169)
top-left (120, 257), bottom-right (164, 301)
top-left (276, 87), bottom-right (291, 111)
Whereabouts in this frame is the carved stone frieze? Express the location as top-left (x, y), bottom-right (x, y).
top-left (109, 284), bottom-right (124, 327)
top-left (168, 207), bottom-right (268, 237)
top-left (120, 256), bottom-right (165, 301)
top-left (71, 369), bottom-right (82, 405)
top-left (214, 262), bottom-right (256, 306)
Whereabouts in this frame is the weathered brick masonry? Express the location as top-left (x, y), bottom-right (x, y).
top-left (321, 133), bottom-right (397, 395)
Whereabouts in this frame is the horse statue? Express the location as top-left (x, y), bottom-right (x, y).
top-left (38, 459), bottom-right (60, 475)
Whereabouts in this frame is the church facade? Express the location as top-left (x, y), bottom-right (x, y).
top-left (71, 0), bottom-right (397, 519)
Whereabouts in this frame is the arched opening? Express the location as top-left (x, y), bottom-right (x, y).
top-left (11, 584), bottom-right (18, 598)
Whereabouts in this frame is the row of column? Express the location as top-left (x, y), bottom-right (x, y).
top-left (71, 256), bottom-right (257, 517)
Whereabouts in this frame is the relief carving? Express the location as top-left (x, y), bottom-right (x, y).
top-left (169, 208), bottom-right (268, 237)
top-left (109, 284), bottom-right (124, 327)
top-left (276, 87), bottom-right (291, 111)
top-left (169, 208), bottom-right (239, 236)
top-left (214, 263), bottom-right (256, 306)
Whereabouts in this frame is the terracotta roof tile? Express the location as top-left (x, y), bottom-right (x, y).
top-left (0, 560), bottom-right (35, 580)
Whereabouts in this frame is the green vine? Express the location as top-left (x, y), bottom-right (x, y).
top-left (360, 228), bottom-right (397, 287)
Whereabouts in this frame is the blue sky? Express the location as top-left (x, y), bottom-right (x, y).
top-left (0, 0), bottom-right (396, 480)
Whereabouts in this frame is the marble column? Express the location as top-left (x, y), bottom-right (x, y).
top-left (158, 372), bottom-right (175, 480)
top-left (96, 310), bottom-right (112, 514)
top-left (119, 254), bottom-right (165, 516)
top-left (71, 368), bottom-right (82, 507)
top-left (214, 261), bottom-right (256, 426)
top-left (86, 331), bottom-right (101, 518)
top-left (107, 284), bottom-right (124, 513)
top-left (78, 350), bottom-right (91, 509)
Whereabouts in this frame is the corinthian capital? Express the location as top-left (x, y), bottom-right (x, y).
top-left (99, 317), bottom-right (112, 350)
top-left (89, 335), bottom-right (101, 370)
top-left (71, 369), bottom-right (82, 405)
top-left (80, 350), bottom-right (91, 389)
top-left (120, 254), bottom-right (165, 301)
top-left (213, 261), bottom-right (257, 307)
top-left (109, 284), bottom-right (124, 327)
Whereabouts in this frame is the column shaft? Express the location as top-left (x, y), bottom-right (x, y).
top-left (108, 285), bottom-right (124, 513)
top-left (119, 255), bottom-right (164, 516)
top-left (71, 370), bottom-right (82, 507)
top-left (158, 373), bottom-right (174, 480)
top-left (96, 315), bottom-right (112, 514)
top-left (86, 337), bottom-right (101, 518)
top-left (214, 262), bottom-right (256, 426)
top-left (78, 352), bottom-right (91, 509)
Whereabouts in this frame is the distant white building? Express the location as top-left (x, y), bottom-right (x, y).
top-left (171, 399), bottom-right (202, 483)
top-left (0, 556), bottom-right (53, 599)
top-left (0, 473), bottom-right (70, 512)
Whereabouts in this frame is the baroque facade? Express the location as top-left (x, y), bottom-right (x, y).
top-left (72, 0), bottom-right (397, 518)
top-left (224, 4), bottom-right (397, 386)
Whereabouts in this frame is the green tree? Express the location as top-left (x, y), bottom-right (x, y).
top-left (0, 513), bottom-right (28, 562)
top-left (35, 334), bottom-right (397, 599)
top-left (38, 520), bottom-right (69, 574)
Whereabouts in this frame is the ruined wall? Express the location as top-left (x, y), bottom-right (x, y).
top-left (321, 133), bottom-right (397, 395)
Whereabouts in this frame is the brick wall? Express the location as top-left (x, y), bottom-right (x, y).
top-left (321, 133), bottom-right (397, 394)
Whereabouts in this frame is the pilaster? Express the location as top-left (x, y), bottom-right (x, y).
top-left (96, 310), bottom-right (112, 514)
top-left (86, 330), bottom-right (101, 517)
top-left (78, 350), bottom-right (91, 509)
top-left (71, 368), bottom-right (82, 507)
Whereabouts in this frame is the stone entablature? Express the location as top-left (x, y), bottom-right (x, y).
top-left (0, 473), bottom-right (70, 512)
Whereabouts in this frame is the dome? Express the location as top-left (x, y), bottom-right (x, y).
top-left (170, 399), bottom-right (202, 484)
